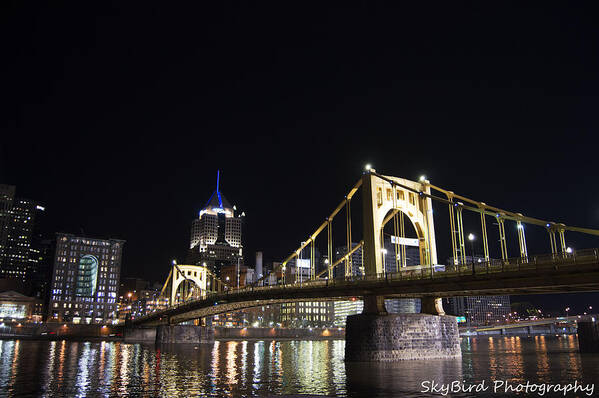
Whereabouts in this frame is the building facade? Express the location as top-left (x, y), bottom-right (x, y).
top-left (48, 233), bottom-right (124, 324)
top-left (0, 184), bottom-right (45, 284)
top-left (186, 171), bottom-right (244, 277)
top-left (280, 301), bottom-right (335, 328)
top-left (446, 295), bottom-right (511, 326)
top-left (0, 290), bottom-right (44, 322)
top-left (333, 299), bottom-right (364, 327)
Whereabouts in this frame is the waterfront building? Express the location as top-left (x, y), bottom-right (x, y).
top-left (333, 299), bottom-right (363, 327)
top-left (186, 171), bottom-right (244, 277)
top-left (121, 287), bottom-right (167, 322)
top-left (0, 290), bottom-right (44, 322)
top-left (244, 304), bottom-right (280, 327)
top-left (445, 255), bottom-right (511, 325)
top-left (447, 295), bottom-right (511, 326)
top-left (280, 301), bottom-right (335, 328)
top-left (48, 233), bottom-right (124, 324)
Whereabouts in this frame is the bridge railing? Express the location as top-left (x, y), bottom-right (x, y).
top-left (132, 248), bottom-right (599, 323)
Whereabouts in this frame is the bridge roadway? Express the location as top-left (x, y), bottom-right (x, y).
top-left (132, 249), bottom-right (599, 326)
top-left (465, 315), bottom-right (591, 332)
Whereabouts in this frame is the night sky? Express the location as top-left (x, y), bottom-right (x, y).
top-left (2, 3), bottom-right (598, 313)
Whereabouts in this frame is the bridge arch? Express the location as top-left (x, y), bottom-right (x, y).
top-left (380, 207), bottom-right (424, 270)
top-left (169, 265), bottom-right (209, 304)
top-left (362, 172), bottom-right (438, 275)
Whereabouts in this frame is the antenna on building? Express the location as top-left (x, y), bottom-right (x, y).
top-left (216, 169), bottom-right (223, 208)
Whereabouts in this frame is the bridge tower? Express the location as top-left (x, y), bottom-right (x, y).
top-left (360, 170), bottom-right (443, 314)
top-left (161, 263), bottom-right (223, 306)
top-left (345, 170), bottom-right (459, 361)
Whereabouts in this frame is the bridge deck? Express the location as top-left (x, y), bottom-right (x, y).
top-left (132, 250), bottom-right (599, 326)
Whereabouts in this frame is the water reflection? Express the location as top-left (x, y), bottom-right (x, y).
top-left (0, 336), bottom-right (596, 397)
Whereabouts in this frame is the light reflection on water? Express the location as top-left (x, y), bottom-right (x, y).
top-left (0, 336), bottom-right (597, 397)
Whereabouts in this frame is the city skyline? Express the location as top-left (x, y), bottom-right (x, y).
top-left (2, 3), bottom-right (599, 396)
top-left (4, 4), bottom-right (599, 297)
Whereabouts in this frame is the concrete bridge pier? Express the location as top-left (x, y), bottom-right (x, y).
top-left (124, 327), bottom-right (157, 343)
top-left (124, 325), bottom-right (215, 344)
top-left (578, 320), bottom-right (599, 353)
top-left (345, 295), bottom-right (461, 361)
top-left (156, 325), bottom-right (215, 344)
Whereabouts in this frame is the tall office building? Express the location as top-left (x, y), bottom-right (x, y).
top-left (187, 171), bottom-right (243, 277)
top-left (445, 255), bottom-right (511, 326)
top-left (334, 299), bottom-right (364, 327)
top-left (48, 233), bottom-right (124, 324)
top-left (0, 184), bottom-right (45, 283)
top-left (447, 295), bottom-right (511, 326)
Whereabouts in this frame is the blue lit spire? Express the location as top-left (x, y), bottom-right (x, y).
top-left (216, 169), bottom-right (223, 208)
top-left (201, 170), bottom-right (232, 214)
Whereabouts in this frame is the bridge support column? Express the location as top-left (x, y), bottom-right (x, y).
top-left (578, 320), bottom-right (599, 353)
top-left (346, 296), bottom-right (460, 361)
top-left (124, 327), bottom-right (157, 343)
top-left (156, 325), bottom-right (215, 344)
top-left (362, 295), bottom-right (388, 314)
top-left (421, 297), bottom-right (445, 315)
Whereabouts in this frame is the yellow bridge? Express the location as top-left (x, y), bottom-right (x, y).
top-left (132, 169), bottom-right (599, 326)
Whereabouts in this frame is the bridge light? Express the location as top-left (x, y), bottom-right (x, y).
top-left (364, 164), bottom-right (372, 172)
top-left (172, 259), bottom-right (177, 265)
top-left (566, 247), bottom-right (573, 254)
top-left (468, 233), bottom-right (476, 241)
top-left (419, 175), bottom-right (426, 182)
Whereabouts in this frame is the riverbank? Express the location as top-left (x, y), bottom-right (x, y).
top-left (0, 323), bottom-right (346, 342)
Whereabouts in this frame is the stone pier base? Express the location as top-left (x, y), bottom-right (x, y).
top-left (156, 325), bottom-right (215, 344)
top-left (578, 320), bottom-right (599, 353)
top-left (345, 313), bottom-right (461, 361)
top-left (124, 327), bottom-right (157, 343)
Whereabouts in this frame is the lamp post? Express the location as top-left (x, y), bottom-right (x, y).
top-left (382, 248), bottom-right (388, 274)
top-left (237, 257), bottom-right (240, 289)
top-left (468, 233), bottom-right (476, 274)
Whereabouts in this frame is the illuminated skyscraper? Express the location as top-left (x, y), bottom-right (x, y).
top-left (187, 171), bottom-right (243, 276)
top-left (48, 233), bottom-right (124, 324)
top-left (0, 184), bottom-right (45, 283)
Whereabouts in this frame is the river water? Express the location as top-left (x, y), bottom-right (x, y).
top-left (0, 336), bottom-right (597, 397)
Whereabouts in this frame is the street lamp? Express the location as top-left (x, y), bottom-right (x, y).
top-left (468, 233), bottom-right (476, 272)
top-left (566, 247), bottom-right (573, 254)
top-left (237, 257), bottom-right (241, 289)
top-left (565, 307), bottom-right (570, 317)
top-left (381, 248), bottom-right (388, 272)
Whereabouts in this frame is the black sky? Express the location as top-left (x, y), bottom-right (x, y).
top-left (2, 2), bottom-right (598, 312)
